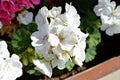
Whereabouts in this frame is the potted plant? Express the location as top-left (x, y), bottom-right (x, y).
top-left (0, 0), bottom-right (120, 80)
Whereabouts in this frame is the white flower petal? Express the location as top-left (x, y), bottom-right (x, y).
top-left (0, 54), bottom-right (23, 80)
top-left (49, 7), bottom-right (62, 18)
top-left (65, 3), bottom-right (77, 16)
top-left (65, 3), bottom-right (80, 28)
top-left (48, 34), bottom-right (60, 46)
top-left (51, 56), bottom-right (66, 70)
top-left (100, 23), bottom-right (109, 31)
top-left (59, 27), bottom-right (76, 51)
top-left (106, 24), bottom-right (120, 36)
top-left (52, 46), bottom-right (70, 63)
top-left (57, 59), bottom-right (66, 70)
top-left (0, 41), bottom-right (10, 58)
top-left (70, 45), bottom-right (85, 66)
top-left (31, 24), bottom-right (50, 54)
top-left (39, 6), bottom-right (49, 17)
top-left (35, 12), bottom-right (45, 27)
top-left (33, 60), bottom-right (52, 78)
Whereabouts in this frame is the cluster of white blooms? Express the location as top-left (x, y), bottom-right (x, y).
top-left (31, 3), bottom-right (88, 77)
top-left (0, 41), bottom-right (23, 80)
top-left (94, 0), bottom-right (120, 36)
top-left (17, 10), bottom-right (33, 25)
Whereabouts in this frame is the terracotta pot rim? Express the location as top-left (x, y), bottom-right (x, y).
top-left (66, 55), bottom-right (120, 80)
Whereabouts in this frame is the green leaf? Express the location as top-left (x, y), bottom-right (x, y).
top-left (19, 47), bottom-right (35, 66)
top-left (26, 69), bottom-right (36, 75)
top-left (11, 28), bottom-right (32, 54)
top-left (21, 22), bottom-right (38, 33)
top-left (35, 53), bottom-right (44, 60)
top-left (22, 58), bottom-right (28, 66)
top-left (87, 28), bottom-right (101, 48)
top-left (33, 70), bottom-right (43, 76)
top-left (11, 22), bottom-right (37, 54)
top-left (65, 60), bottom-right (75, 71)
top-left (85, 47), bottom-right (97, 62)
top-left (24, 64), bottom-right (43, 76)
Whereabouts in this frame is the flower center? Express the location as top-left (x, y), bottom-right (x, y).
top-left (110, 12), bottom-right (116, 17)
top-left (43, 35), bottom-right (48, 40)
top-left (59, 35), bottom-right (64, 42)
top-left (56, 34), bottom-right (64, 42)
top-left (4, 63), bottom-right (11, 72)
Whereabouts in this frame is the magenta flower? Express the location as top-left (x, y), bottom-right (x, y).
top-left (31, 0), bottom-right (40, 5)
top-left (0, 10), bottom-right (12, 25)
top-left (0, 0), bottom-right (15, 12)
top-left (0, 0), bottom-right (40, 25)
top-left (24, 0), bottom-right (40, 8)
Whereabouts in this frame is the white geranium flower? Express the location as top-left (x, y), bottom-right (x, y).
top-left (32, 3), bottom-right (88, 77)
top-left (48, 33), bottom-right (60, 47)
top-left (93, 0), bottom-right (116, 16)
top-left (0, 21), bottom-right (3, 29)
top-left (101, 5), bottom-right (120, 24)
top-left (17, 10), bottom-right (33, 25)
top-left (31, 24), bottom-right (50, 55)
top-left (0, 54), bottom-right (23, 80)
top-left (95, 0), bottom-right (120, 36)
top-left (101, 19), bottom-right (120, 36)
top-left (0, 41), bottom-right (10, 58)
top-left (33, 59), bottom-right (52, 78)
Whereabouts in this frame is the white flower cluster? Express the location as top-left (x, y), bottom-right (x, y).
top-left (94, 0), bottom-right (120, 36)
top-left (31, 3), bottom-right (88, 77)
top-left (0, 41), bottom-right (23, 80)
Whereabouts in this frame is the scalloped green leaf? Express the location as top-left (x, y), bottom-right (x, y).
top-left (85, 47), bottom-right (96, 62)
top-left (65, 60), bottom-right (75, 71)
top-left (11, 22), bottom-right (37, 54)
top-left (11, 28), bottom-right (32, 54)
top-left (87, 28), bottom-right (101, 48)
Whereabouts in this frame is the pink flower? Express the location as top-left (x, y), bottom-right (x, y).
top-left (0, 10), bottom-right (12, 25)
top-left (0, 0), bottom-right (15, 12)
top-left (31, 0), bottom-right (40, 5)
top-left (23, 0), bottom-right (40, 9)
top-left (14, 0), bottom-right (40, 9)
top-left (0, 0), bottom-right (40, 25)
